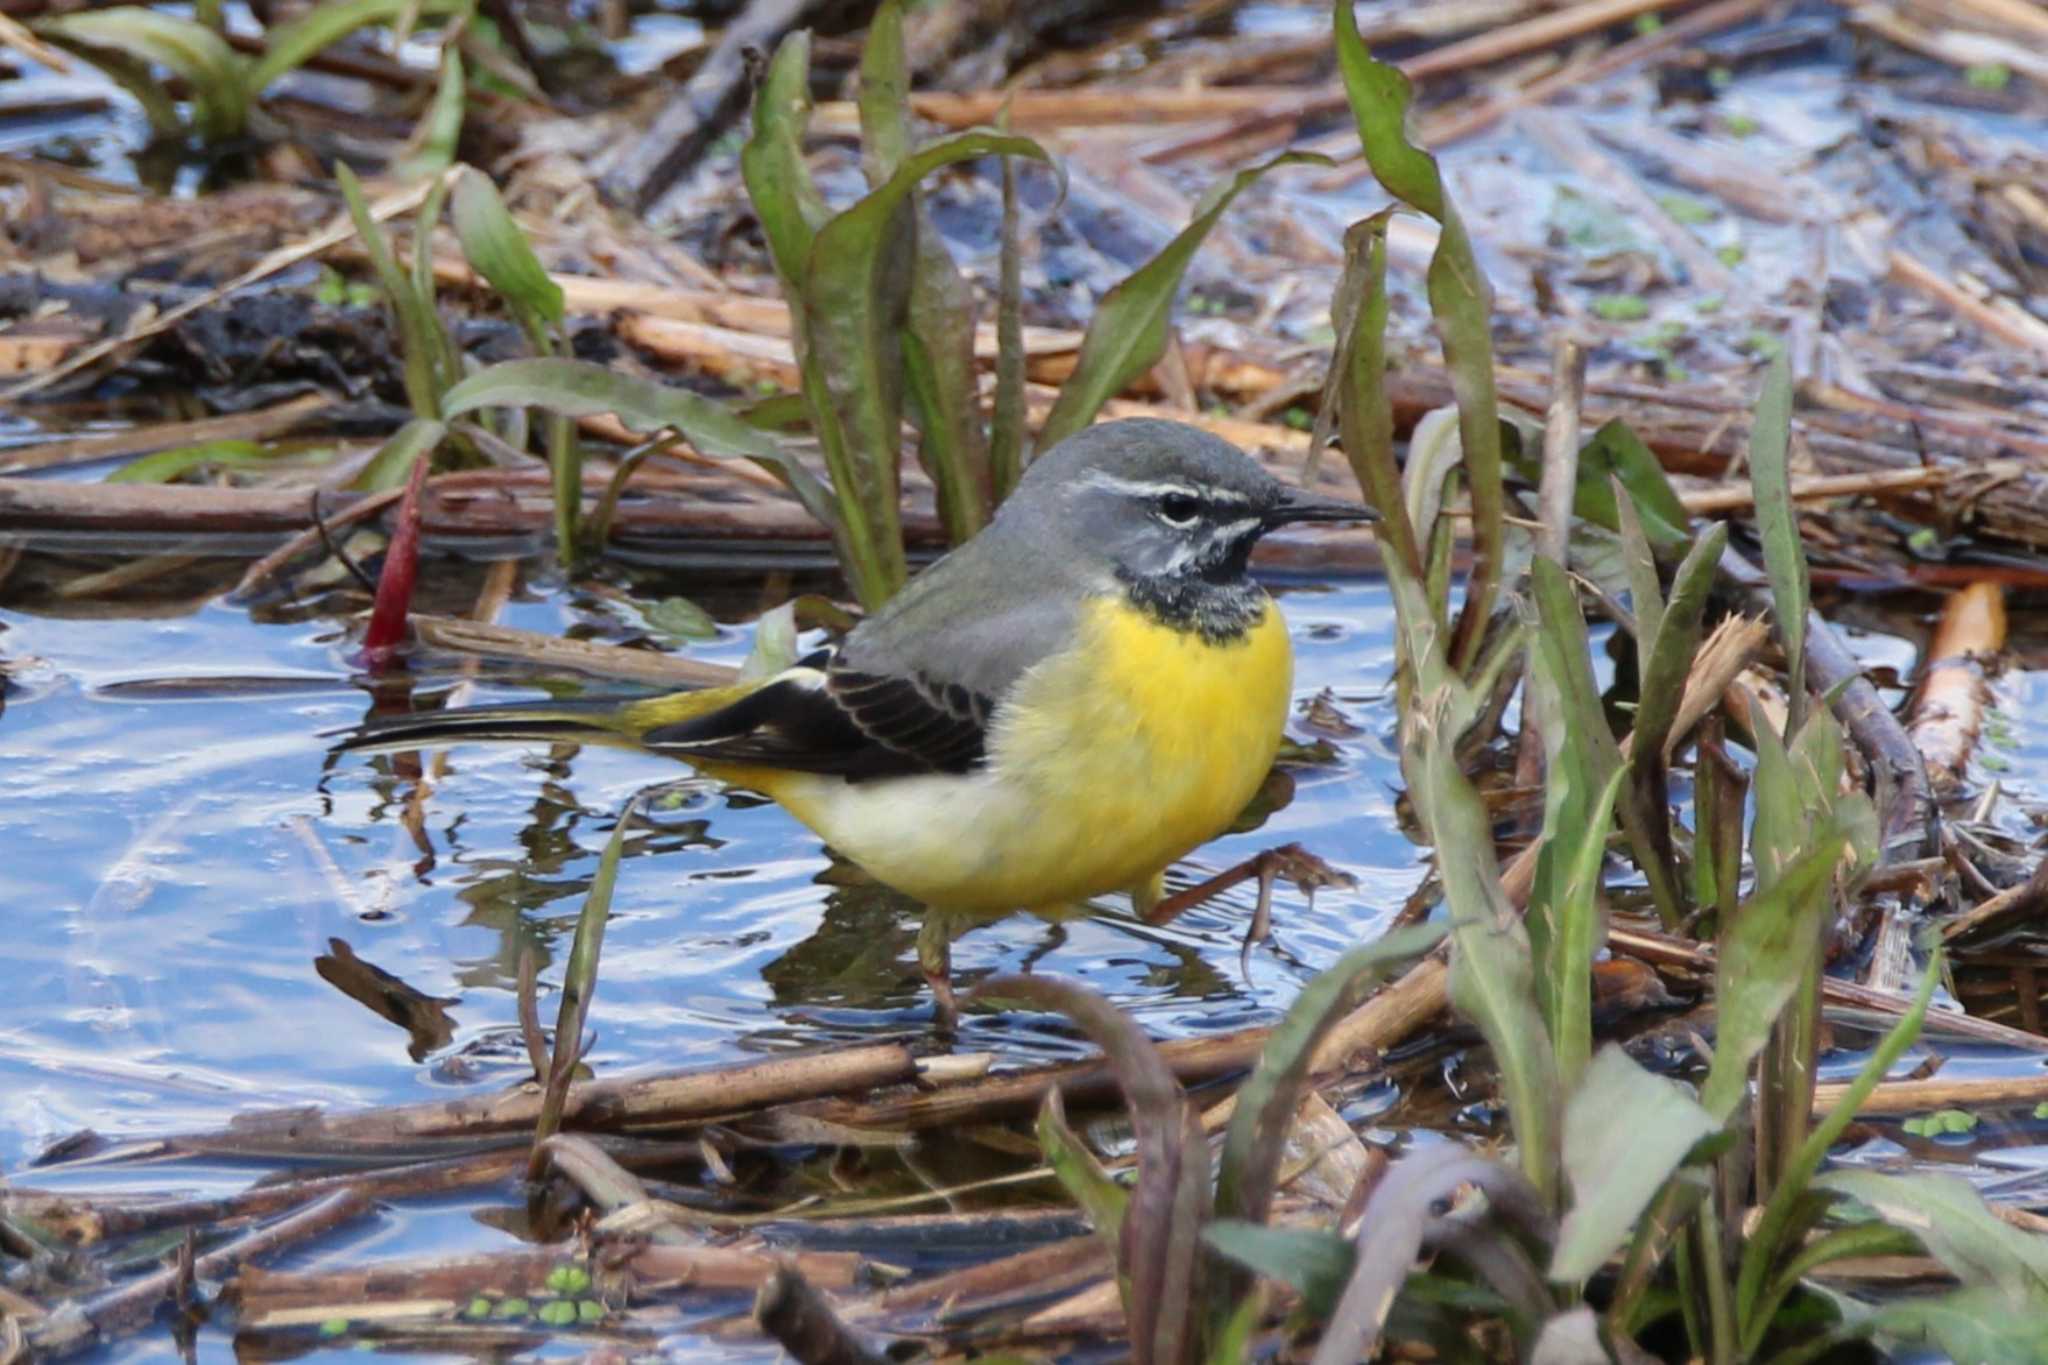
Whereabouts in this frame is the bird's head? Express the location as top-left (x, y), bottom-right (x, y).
top-left (1010, 419), bottom-right (1374, 596)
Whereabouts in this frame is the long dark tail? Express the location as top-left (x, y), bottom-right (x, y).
top-left (334, 691), bottom-right (736, 752)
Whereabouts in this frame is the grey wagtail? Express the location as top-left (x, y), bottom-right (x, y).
top-left (344, 418), bottom-right (1374, 1021)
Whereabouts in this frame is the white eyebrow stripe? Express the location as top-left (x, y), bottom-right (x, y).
top-left (1078, 472), bottom-right (1255, 504)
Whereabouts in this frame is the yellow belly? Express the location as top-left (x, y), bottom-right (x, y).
top-left (744, 593), bottom-right (1295, 915)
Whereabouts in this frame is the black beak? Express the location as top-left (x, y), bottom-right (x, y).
top-left (1262, 487), bottom-right (1379, 528)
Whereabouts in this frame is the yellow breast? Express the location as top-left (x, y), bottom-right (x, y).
top-left (727, 593), bottom-right (1295, 916)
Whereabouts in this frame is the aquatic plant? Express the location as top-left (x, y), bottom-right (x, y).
top-left (997, 7), bottom-right (2048, 1361)
top-left (36, 1), bottom-right (471, 146)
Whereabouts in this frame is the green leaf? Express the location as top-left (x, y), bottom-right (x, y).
top-left (439, 358), bottom-right (839, 532)
top-left (738, 601), bottom-right (798, 683)
top-left (1038, 150), bottom-right (1329, 449)
top-left (1038, 1088), bottom-right (1127, 1245)
top-left (850, 0), bottom-right (992, 542)
top-left (1816, 1169), bottom-right (2048, 1302)
top-left (353, 418), bottom-right (447, 492)
top-left (107, 439), bottom-right (280, 483)
top-left (336, 161), bottom-right (451, 420)
top-left (1697, 826), bottom-right (1851, 1121)
top-left (1214, 924), bottom-right (1444, 1231)
top-left (1749, 353), bottom-right (1806, 727)
top-left (395, 48), bottom-right (465, 181)
top-left (1204, 1220), bottom-right (1353, 1318)
top-left (1551, 1044), bottom-right (1719, 1281)
top-left (1862, 1285), bottom-right (2048, 1362)
top-left (1737, 957), bottom-right (1940, 1352)
top-left (1325, 210), bottom-right (1423, 583)
top-left (1633, 522), bottom-right (1727, 762)
top-left (855, 0), bottom-right (910, 186)
top-left (801, 128), bottom-right (1049, 605)
top-left (1418, 696), bottom-right (1560, 1202)
top-left (532, 795), bottom-right (636, 1150)
top-left (966, 973), bottom-right (1207, 1361)
top-left (641, 596), bottom-right (718, 644)
top-left (990, 111), bottom-right (1028, 504)
top-left (251, 0), bottom-right (461, 93)
top-left (38, 7), bottom-right (249, 139)
top-left (450, 166), bottom-right (565, 340)
top-left (1613, 479), bottom-right (1665, 649)
top-left (1334, 0), bottom-right (1500, 672)
top-left (739, 32), bottom-right (830, 295)
top-left (1571, 419), bottom-right (1689, 550)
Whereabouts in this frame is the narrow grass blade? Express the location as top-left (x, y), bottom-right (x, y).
top-left (439, 358), bottom-right (840, 531)
top-left (530, 796), bottom-right (636, 1165)
top-left (396, 48), bottom-right (464, 181)
top-left (1551, 1044), bottom-right (1718, 1281)
top-left (37, 8), bottom-right (248, 139)
top-left (353, 416), bottom-right (447, 492)
top-left (1749, 354), bottom-right (1805, 729)
top-left (108, 439), bottom-right (277, 483)
top-left (1215, 924), bottom-right (1443, 1227)
top-left (990, 110), bottom-right (1027, 502)
top-left (803, 129), bottom-right (1048, 603)
top-left (967, 973), bottom-right (1200, 1364)
top-left (1333, 0), bottom-right (1500, 671)
top-left (1324, 210), bottom-right (1422, 581)
top-left (1812, 1169), bottom-right (2048, 1299)
top-left (1037, 1088), bottom-right (1127, 1244)
top-left (1038, 151), bottom-right (1328, 449)
top-left (1736, 956), bottom-right (1939, 1351)
top-left (251, 0), bottom-right (460, 92)
top-left (1414, 697), bottom-right (1559, 1202)
top-left (1697, 826), bottom-right (1851, 1122)
top-left (1622, 520), bottom-right (1728, 921)
top-left (337, 162), bottom-right (448, 420)
top-left (1613, 477), bottom-right (1664, 649)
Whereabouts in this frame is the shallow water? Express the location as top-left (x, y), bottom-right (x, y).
top-left (0, 564), bottom-right (1412, 1149)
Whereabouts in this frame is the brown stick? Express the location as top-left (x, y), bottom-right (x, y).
top-left (1905, 581), bottom-right (2007, 796)
top-left (754, 1265), bottom-right (891, 1365)
top-left (1888, 249), bottom-right (2048, 361)
top-left (0, 393), bottom-right (335, 474)
top-left (1809, 1071), bottom-right (2048, 1119)
top-left (171, 1044), bottom-right (918, 1152)
top-left (811, 954), bottom-right (1449, 1131)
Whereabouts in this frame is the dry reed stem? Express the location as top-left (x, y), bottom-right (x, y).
top-left (1905, 581), bottom-right (2007, 794)
top-left (1888, 249), bottom-right (2048, 362)
top-left (237, 1241), bottom-right (868, 1328)
top-left (0, 393), bottom-right (335, 474)
top-left (1808, 1070), bottom-right (2048, 1118)
top-left (166, 1044), bottom-right (917, 1152)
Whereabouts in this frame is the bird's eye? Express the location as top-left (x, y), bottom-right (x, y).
top-left (1157, 492), bottom-right (1202, 527)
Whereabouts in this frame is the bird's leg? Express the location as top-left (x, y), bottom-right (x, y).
top-left (917, 914), bottom-right (959, 1031)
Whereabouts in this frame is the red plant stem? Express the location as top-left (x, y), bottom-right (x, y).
top-left (362, 453), bottom-right (430, 672)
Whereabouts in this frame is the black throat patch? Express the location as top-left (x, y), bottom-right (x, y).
top-left (1116, 568), bottom-right (1269, 645)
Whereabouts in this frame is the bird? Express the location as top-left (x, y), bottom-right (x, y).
top-left (341, 418), bottom-right (1374, 1023)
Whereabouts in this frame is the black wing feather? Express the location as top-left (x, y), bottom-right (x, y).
top-left (642, 650), bottom-right (992, 781)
